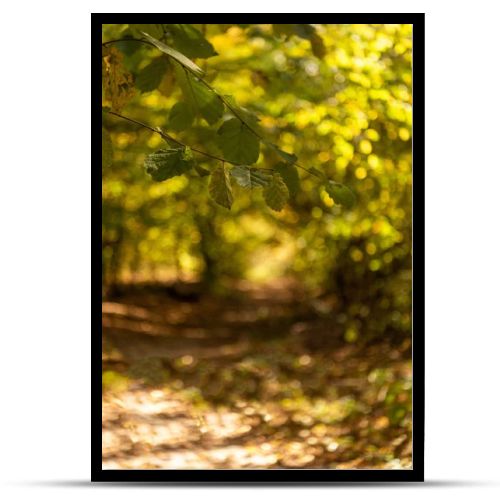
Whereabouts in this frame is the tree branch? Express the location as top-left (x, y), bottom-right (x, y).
top-left (102, 38), bottom-right (156, 48)
top-left (103, 37), bottom-right (323, 181)
top-left (106, 110), bottom-right (238, 166)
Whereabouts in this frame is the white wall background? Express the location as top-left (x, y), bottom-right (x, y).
top-left (1, 1), bottom-right (499, 498)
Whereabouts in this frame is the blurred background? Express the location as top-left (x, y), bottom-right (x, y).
top-left (101, 23), bottom-right (413, 470)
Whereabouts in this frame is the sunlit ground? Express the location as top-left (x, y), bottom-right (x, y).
top-left (102, 279), bottom-right (412, 470)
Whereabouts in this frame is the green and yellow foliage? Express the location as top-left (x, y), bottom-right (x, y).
top-left (101, 23), bottom-right (412, 339)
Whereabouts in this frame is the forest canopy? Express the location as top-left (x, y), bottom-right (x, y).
top-left (101, 23), bottom-right (412, 342)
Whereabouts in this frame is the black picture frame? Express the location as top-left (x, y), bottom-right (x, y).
top-left (93, 13), bottom-right (424, 483)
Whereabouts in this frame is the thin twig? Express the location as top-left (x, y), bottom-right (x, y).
top-left (106, 110), bottom-right (238, 165)
top-left (102, 38), bottom-right (155, 48)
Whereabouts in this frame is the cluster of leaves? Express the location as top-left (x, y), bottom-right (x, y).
top-left (272, 23), bottom-right (326, 59)
top-left (102, 24), bottom-right (355, 212)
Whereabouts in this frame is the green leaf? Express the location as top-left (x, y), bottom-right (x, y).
top-left (114, 31), bottom-right (143, 56)
top-left (274, 162), bottom-right (299, 196)
top-left (217, 118), bottom-right (260, 165)
top-left (293, 24), bottom-right (317, 40)
top-left (325, 181), bottom-right (356, 209)
top-left (272, 25), bottom-right (325, 58)
top-left (310, 33), bottom-right (326, 59)
top-left (102, 128), bottom-right (113, 169)
top-left (168, 101), bottom-right (195, 131)
top-left (172, 61), bottom-right (224, 124)
top-left (166, 24), bottom-right (217, 59)
top-left (287, 24), bottom-right (326, 58)
top-left (267, 142), bottom-right (297, 164)
top-left (135, 56), bottom-right (169, 93)
top-left (209, 166), bottom-right (233, 209)
top-left (264, 173), bottom-right (289, 211)
top-left (230, 165), bottom-right (271, 188)
top-left (144, 148), bottom-right (195, 181)
top-left (141, 31), bottom-right (204, 76)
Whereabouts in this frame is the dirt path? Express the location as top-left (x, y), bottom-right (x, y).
top-left (102, 282), bottom-right (412, 469)
top-left (103, 387), bottom-right (282, 469)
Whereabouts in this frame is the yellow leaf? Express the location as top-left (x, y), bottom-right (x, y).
top-left (102, 46), bottom-right (135, 112)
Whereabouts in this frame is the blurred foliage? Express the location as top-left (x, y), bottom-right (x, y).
top-left (101, 288), bottom-right (412, 469)
top-left (101, 23), bottom-right (412, 340)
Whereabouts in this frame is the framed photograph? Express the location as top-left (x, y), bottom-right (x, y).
top-left (94, 14), bottom-right (424, 482)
